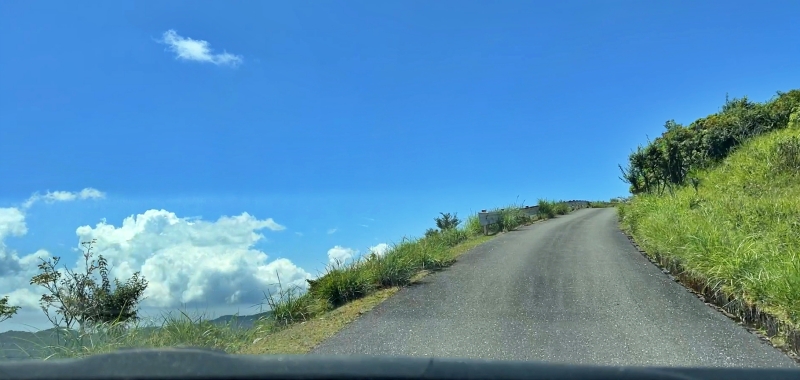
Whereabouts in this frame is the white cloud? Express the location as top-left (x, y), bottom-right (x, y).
top-left (22, 188), bottom-right (105, 209)
top-left (327, 246), bottom-right (357, 266)
top-left (262, 218), bottom-right (286, 231)
top-left (1, 189), bottom-right (109, 310)
top-left (327, 228), bottom-right (337, 235)
top-left (74, 209), bottom-right (305, 307)
top-left (359, 224), bottom-right (369, 228)
top-left (0, 207), bottom-right (52, 309)
top-left (368, 243), bottom-right (390, 257)
top-left (158, 29), bottom-right (243, 67)
top-left (1, 187), bottom-right (309, 327)
top-left (0, 207), bottom-right (27, 240)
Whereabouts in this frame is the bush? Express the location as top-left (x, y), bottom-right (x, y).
top-left (588, 201), bottom-right (617, 208)
top-left (537, 199), bottom-right (556, 219)
top-left (398, 238), bottom-right (454, 271)
top-left (772, 135), bottom-right (800, 175)
top-left (789, 108), bottom-right (800, 130)
top-left (366, 249), bottom-right (416, 288)
top-left (306, 263), bottom-right (374, 308)
top-left (264, 276), bottom-right (316, 326)
top-left (497, 207), bottom-right (530, 231)
top-left (618, 90), bottom-right (800, 195)
top-left (464, 215), bottom-right (483, 236)
top-left (438, 228), bottom-right (468, 247)
top-left (434, 212), bottom-right (461, 231)
top-left (29, 239), bottom-right (148, 336)
top-left (619, 127), bottom-right (800, 353)
top-left (553, 202), bottom-right (570, 215)
top-left (424, 228), bottom-right (440, 238)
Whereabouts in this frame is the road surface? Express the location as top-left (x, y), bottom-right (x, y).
top-left (311, 208), bottom-right (797, 368)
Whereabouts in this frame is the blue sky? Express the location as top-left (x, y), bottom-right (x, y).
top-left (1, 1), bottom-right (798, 331)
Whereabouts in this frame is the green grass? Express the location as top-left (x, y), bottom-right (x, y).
top-left (588, 200), bottom-right (623, 208)
top-left (11, 201), bottom-right (582, 360)
top-left (619, 126), bottom-right (800, 353)
top-left (7, 309), bottom-right (279, 360)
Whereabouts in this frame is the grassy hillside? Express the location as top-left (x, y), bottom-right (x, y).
top-left (619, 124), bottom-right (800, 355)
top-left (1, 199), bottom-right (588, 360)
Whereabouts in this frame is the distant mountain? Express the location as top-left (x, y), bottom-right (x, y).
top-left (0, 327), bottom-right (69, 361)
top-left (207, 311), bottom-right (273, 330)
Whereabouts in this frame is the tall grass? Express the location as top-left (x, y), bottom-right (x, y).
top-left (464, 214), bottom-right (484, 236)
top-left (9, 308), bottom-right (276, 360)
top-left (619, 127), bottom-right (800, 352)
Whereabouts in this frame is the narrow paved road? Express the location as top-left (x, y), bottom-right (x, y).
top-left (311, 208), bottom-right (797, 368)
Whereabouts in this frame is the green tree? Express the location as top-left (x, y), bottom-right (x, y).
top-left (0, 296), bottom-right (20, 323)
top-left (434, 212), bottom-right (461, 231)
top-left (30, 239), bottom-right (148, 335)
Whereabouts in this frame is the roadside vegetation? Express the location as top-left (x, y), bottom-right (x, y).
top-left (588, 198), bottom-right (627, 208)
top-left (0, 199), bottom-right (584, 359)
top-left (618, 89), bottom-right (800, 355)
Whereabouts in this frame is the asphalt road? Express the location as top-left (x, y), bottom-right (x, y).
top-left (311, 208), bottom-right (797, 368)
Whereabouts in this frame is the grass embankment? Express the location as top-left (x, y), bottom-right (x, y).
top-left (619, 126), bottom-right (800, 356)
top-left (14, 199), bottom-right (581, 359)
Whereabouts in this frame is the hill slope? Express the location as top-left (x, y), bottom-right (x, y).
top-left (619, 125), bottom-right (800, 357)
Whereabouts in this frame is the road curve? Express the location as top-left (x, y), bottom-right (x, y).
top-left (311, 208), bottom-right (797, 368)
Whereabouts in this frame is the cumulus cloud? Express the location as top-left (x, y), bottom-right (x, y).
top-left (368, 243), bottom-right (390, 257)
top-left (0, 187), bottom-right (105, 307)
top-left (22, 188), bottom-right (105, 209)
top-left (1, 186), bottom-right (310, 317)
top-left (158, 29), bottom-right (243, 67)
top-left (0, 208), bottom-right (52, 309)
top-left (74, 210), bottom-right (306, 307)
top-left (327, 246), bottom-right (357, 266)
top-left (327, 228), bottom-right (337, 235)
top-left (325, 243), bottom-right (390, 267)
top-left (0, 207), bottom-right (27, 241)
top-left (1, 189), bottom-right (112, 309)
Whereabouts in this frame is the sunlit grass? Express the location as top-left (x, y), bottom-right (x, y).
top-left (619, 127), bottom-right (800, 350)
top-left (7, 308), bottom-right (275, 360)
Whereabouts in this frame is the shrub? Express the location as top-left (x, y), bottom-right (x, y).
top-left (788, 108), bottom-right (800, 130)
top-left (29, 239), bottom-right (148, 337)
top-left (434, 212), bottom-right (461, 231)
top-left (366, 250), bottom-right (416, 288)
top-left (397, 238), bottom-right (453, 271)
top-left (537, 199), bottom-right (556, 219)
top-left (618, 89), bottom-right (800, 195)
top-left (464, 215), bottom-right (483, 236)
top-left (438, 228), bottom-right (468, 247)
top-left (496, 207), bottom-right (530, 231)
top-left (306, 263), bottom-right (373, 308)
top-left (772, 135), bottom-right (800, 175)
top-left (264, 275), bottom-right (316, 326)
top-left (553, 202), bottom-right (570, 215)
top-left (424, 228), bottom-right (440, 238)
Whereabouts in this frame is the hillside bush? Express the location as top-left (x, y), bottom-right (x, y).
top-left (619, 90), bottom-right (800, 195)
